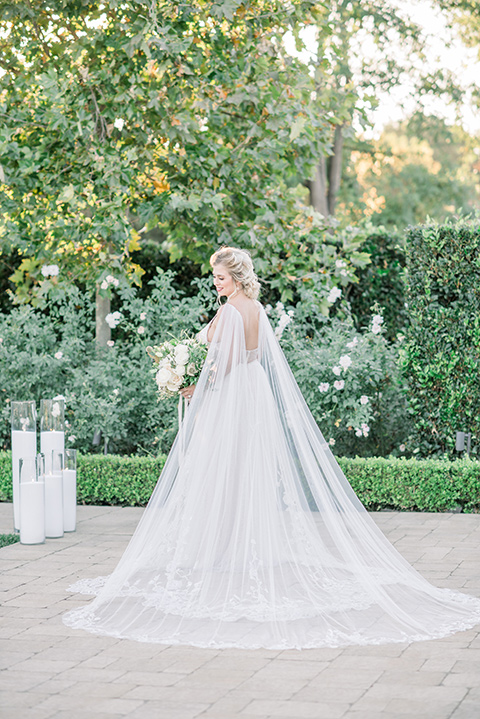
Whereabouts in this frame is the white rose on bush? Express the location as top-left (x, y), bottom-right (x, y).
top-left (327, 287), bottom-right (342, 304)
top-left (339, 354), bottom-right (352, 371)
top-left (105, 311), bottom-right (122, 329)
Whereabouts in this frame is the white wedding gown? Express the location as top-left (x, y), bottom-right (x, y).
top-left (64, 303), bottom-right (480, 649)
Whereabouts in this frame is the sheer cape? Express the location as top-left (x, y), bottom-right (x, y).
top-left (64, 303), bottom-right (480, 649)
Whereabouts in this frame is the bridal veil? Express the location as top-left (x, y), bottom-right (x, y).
top-left (64, 303), bottom-right (480, 649)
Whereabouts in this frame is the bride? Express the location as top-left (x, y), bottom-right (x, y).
top-left (64, 247), bottom-right (480, 649)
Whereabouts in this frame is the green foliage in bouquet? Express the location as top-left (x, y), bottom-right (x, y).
top-left (402, 219), bottom-right (480, 458)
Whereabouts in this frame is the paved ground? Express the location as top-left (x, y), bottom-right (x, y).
top-left (1, 502), bottom-right (480, 719)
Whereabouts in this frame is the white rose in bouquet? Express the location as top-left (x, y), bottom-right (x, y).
top-left (167, 374), bottom-right (183, 392)
top-left (186, 363), bottom-right (197, 377)
top-left (175, 344), bottom-right (189, 363)
top-left (156, 367), bottom-right (172, 387)
top-left (147, 332), bottom-right (207, 399)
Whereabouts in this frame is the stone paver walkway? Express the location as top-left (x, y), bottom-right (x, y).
top-left (1, 502), bottom-right (480, 719)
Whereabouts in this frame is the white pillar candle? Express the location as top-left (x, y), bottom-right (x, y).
top-left (40, 431), bottom-right (65, 467)
top-left (20, 482), bottom-right (45, 545)
top-left (63, 469), bottom-right (76, 532)
top-left (45, 473), bottom-right (64, 538)
top-left (11, 430), bottom-right (37, 532)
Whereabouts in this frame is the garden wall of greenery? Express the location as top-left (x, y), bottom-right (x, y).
top-left (2, 218), bottom-right (480, 464)
top-left (0, 262), bottom-right (411, 459)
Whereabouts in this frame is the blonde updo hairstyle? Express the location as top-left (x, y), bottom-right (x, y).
top-left (210, 247), bottom-right (261, 300)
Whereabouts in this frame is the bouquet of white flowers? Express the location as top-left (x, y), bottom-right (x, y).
top-left (146, 334), bottom-right (208, 399)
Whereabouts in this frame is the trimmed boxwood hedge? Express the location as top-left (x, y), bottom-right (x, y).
top-left (0, 452), bottom-right (167, 507)
top-left (0, 451), bottom-right (479, 512)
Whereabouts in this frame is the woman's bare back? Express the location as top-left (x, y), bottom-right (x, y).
top-left (207, 296), bottom-right (259, 350)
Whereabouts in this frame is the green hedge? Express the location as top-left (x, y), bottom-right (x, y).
top-left (403, 220), bottom-right (480, 457)
top-left (1, 451), bottom-right (480, 512)
top-left (0, 452), bottom-right (167, 507)
top-left (339, 456), bottom-right (480, 513)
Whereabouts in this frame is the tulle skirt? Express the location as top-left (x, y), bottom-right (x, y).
top-left (64, 307), bottom-right (480, 649)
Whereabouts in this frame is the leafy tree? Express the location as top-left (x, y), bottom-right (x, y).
top-left (305, 0), bottom-right (472, 219)
top-left (345, 113), bottom-right (480, 229)
top-left (0, 0), bottom-right (371, 336)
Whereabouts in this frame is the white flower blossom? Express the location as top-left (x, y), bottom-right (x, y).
top-left (41, 264), bottom-right (60, 278)
top-left (339, 354), bottom-right (352, 370)
top-left (113, 278), bottom-right (119, 287)
top-left (105, 311), bottom-right (122, 329)
top-left (54, 351), bottom-right (63, 359)
top-left (361, 422), bottom-right (370, 437)
top-left (137, 326), bottom-right (145, 334)
top-left (275, 301), bottom-right (284, 312)
top-left (340, 269), bottom-right (348, 277)
top-left (100, 280), bottom-right (109, 290)
top-left (355, 429), bottom-right (363, 437)
top-left (327, 287), bottom-right (342, 303)
top-left (107, 340), bottom-right (115, 347)
top-left (318, 383), bottom-right (330, 393)
top-left (140, 312), bottom-right (146, 321)
top-left (274, 312), bottom-right (292, 340)
top-left (287, 309), bottom-right (294, 318)
top-left (335, 259), bottom-right (346, 268)
top-left (360, 395), bottom-right (369, 405)
top-left (346, 337), bottom-right (358, 349)
top-left (332, 366), bottom-right (342, 376)
top-left (399, 444), bottom-right (406, 452)
top-left (114, 117), bottom-right (125, 131)
top-left (106, 275), bottom-right (114, 283)
top-left (166, 374), bottom-right (183, 392)
top-left (328, 438), bottom-right (335, 446)
top-left (371, 314), bottom-right (384, 335)
top-left (68, 435), bottom-right (76, 442)
top-left (113, 389), bottom-right (120, 396)
top-left (334, 380), bottom-right (345, 390)
top-left (264, 304), bottom-right (272, 315)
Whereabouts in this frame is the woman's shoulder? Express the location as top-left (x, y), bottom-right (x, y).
top-left (227, 297), bottom-right (262, 316)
